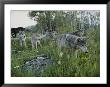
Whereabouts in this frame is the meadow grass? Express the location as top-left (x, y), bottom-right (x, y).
top-left (11, 28), bottom-right (100, 77)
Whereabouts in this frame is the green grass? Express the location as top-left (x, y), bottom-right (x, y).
top-left (11, 28), bottom-right (100, 77)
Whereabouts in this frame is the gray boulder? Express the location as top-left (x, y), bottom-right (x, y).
top-left (21, 55), bottom-right (55, 73)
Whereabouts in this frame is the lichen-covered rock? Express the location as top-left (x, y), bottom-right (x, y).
top-left (21, 55), bottom-right (55, 73)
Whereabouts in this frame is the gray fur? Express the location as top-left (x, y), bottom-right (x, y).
top-left (69, 29), bottom-right (85, 36)
top-left (57, 33), bottom-right (88, 53)
top-left (18, 31), bottom-right (26, 47)
top-left (31, 34), bottom-right (41, 49)
top-left (45, 31), bottom-right (57, 40)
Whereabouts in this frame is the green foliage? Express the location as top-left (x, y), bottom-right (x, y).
top-left (28, 11), bottom-right (100, 34)
top-left (11, 11), bottom-right (100, 77)
top-left (11, 27), bottom-right (100, 77)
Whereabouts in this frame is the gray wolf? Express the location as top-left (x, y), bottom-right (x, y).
top-left (31, 33), bottom-right (46, 49)
top-left (57, 33), bottom-right (88, 55)
top-left (18, 31), bottom-right (26, 47)
top-left (31, 33), bottom-right (41, 49)
top-left (57, 33), bottom-right (88, 64)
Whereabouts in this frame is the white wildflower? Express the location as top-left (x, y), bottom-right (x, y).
top-left (57, 60), bottom-right (61, 65)
top-left (14, 65), bottom-right (20, 69)
top-left (59, 52), bottom-right (63, 57)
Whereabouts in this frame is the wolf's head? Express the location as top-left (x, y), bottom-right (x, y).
top-left (77, 37), bottom-right (88, 53)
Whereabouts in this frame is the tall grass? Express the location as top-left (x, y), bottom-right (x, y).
top-left (11, 28), bottom-right (100, 77)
